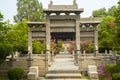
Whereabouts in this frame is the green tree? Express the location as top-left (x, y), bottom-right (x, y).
top-left (114, 0), bottom-right (120, 54)
top-left (14, 0), bottom-right (44, 22)
top-left (0, 12), bottom-right (3, 20)
top-left (0, 43), bottom-right (12, 64)
top-left (92, 2), bottom-right (119, 53)
top-left (6, 19), bottom-right (28, 54)
top-left (107, 6), bottom-right (117, 16)
top-left (98, 16), bottom-right (115, 52)
top-left (32, 41), bottom-right (41, 54)
top-left (92, 6), bottom-right (117, 17)
top-left (0, 12), bottom-right (4, 33)
top-left (92, 8), bottom-right (107, 17)
top-left (32, 41), bottom-right (46, 54)
top-left (0, 13), bottom-right (13, 64)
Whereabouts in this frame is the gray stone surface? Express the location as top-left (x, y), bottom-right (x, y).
top-left (45, 53), bottom-right (82, 80)
top-left (48, 0), bottom-right (80, 10)
top-left (49, 58), bottom-right (78, 71)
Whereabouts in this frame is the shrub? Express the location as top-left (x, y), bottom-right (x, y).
top-left (112, 64), bottom-right (120, 80)
top-left (7, 67), bottom-right (24, 80)
top-left (99, 77), bottom-right (108, 80)
top-left (114, 64), bottom-right (120, 73)
top-left (32, 40), bottom-right (46, 54)
top-left (105, 64), bottom-right (115, 76)
top-left (57, 40), bottom-right (62, 52)
top-left (0, 43), bottom-right (12, 64)
top-left (99, 64), bottom-right (120, 80)
top-left (112, 73), bottom-right (120, 80)
top-left (98, 64), bottom-right (111, 79)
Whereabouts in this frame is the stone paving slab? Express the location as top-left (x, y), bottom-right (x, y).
top-left (49, 58), bottom-right (78, 71)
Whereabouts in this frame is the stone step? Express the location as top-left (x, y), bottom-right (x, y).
top-left (47, 70), bottom-right (81, 74)
top-left (46, 73), bottom-right (82, 79)
top-left (59, 53), bottom-right (71, 55)
top-left (55, 55), bottom-right (73, 58)
top-left (44, 78), bottom-right (88, 80)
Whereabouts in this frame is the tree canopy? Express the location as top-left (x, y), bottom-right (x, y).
top-left (6, 19), bottom-right (28, 54)
top-left (113, 1), bottom-right (120, 53)
top-left (93, 0), bottom-right (120, 54)
top-left (0, 11), bottom-right (29, 64)
top-left (0, 12), bottom-right (12, 64)
top-left (32, 41), bottom-right (46, 54)
top-left (98, 16), bottom-right (115, 52)
top-left (92, 6), bottom-right (117, 17)
top-left (14, 0), bottom-right (45, 22)
top-left (0, 12), bottom-right (3, 20)
top-left (92, 8), bottom-right (107, 17)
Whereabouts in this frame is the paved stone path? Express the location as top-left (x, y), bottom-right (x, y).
top-left (44, 53), bottom-right (88, 80)
top-left (49, 54), bottom-right (78, 71)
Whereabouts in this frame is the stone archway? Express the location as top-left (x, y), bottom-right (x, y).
top-left (27, 0), bottom-right (101, 71)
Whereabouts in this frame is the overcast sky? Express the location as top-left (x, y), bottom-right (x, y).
top-left (0, 0), bottom-right (119, 23)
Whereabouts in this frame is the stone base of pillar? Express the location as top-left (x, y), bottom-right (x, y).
top-left (75, 50), bottom-right (80, 66)
top-left (27, 58), bottom-right (33, 68)
top-left (45, 54), bottom-right (48, 71)
top-left (94, 50), bottom-right (99, 57)
top-left (10, 58), bottom-right (16, 67)
top-left (47, 51), bottom-right (52, 66)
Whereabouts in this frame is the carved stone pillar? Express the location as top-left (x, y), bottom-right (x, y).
top-left (28, 27), bottom-right (32, 57)
top-left (28, 27), bottom-right (33, 67)
top-left (46, 15), bottom-right (51, 66)
top-left (75, 15), bottom-right (80, 64)
top-left (94, 26), bottom-right (98, 57)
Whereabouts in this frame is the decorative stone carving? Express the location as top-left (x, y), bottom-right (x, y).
top-left (27, 66), bottom-right (39, 80)
top-left (88, 65), bottom-right (98, 79)
top-left (73, 0), bottom-right (76, 5)
top-left (50, 0), bottom-right (53, 5)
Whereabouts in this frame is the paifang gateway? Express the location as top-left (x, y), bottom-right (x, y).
top-left (27, 0), bottom-right (101, 57)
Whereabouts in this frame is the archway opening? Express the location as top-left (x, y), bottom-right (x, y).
top-left (51, 32), bottom-right (76, 54)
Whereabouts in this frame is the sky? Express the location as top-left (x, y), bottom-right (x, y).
top-left (0, 0), bottom-right (119, 23)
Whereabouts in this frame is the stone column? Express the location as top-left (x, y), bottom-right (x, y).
top-left (28, 27), bottom-right (32, 58)
top-left (94, 26), bottom-right (98, 57)
top-left (75, 15), bottom-right (80, 65)
top-left (46, 15), bottom-right (51, 66)
top-left (28, 27), bottom-right (33, 67)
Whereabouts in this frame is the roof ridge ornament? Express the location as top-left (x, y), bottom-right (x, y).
top-left (73, 0), bottom-right (76, 5)
top-left (48, 0), bottom-right (81, 10)
top-left (50, 0), bottom-right (53, 5)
